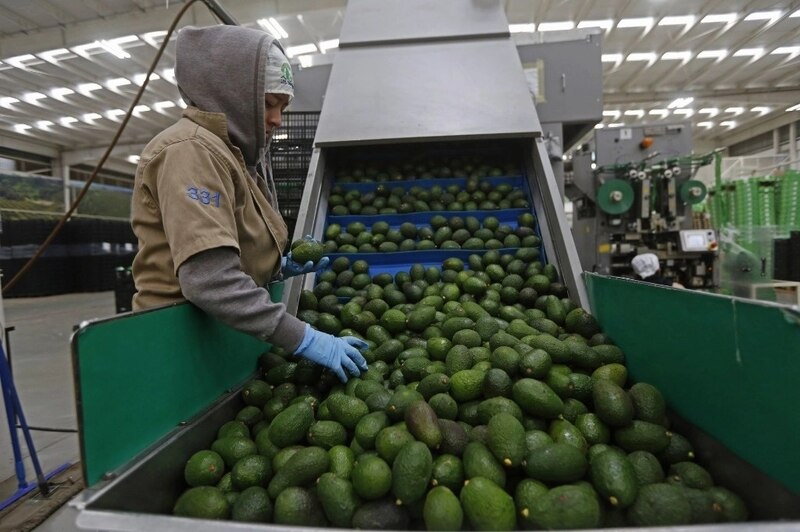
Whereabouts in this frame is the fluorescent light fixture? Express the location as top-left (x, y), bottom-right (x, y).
top-left (83, 113), bottom-right (102, 121)
top-left (720, 120), bottom-right (736, 128)
top-left (750, 106), bottom-right (770, 115)
top-left (733, 48), bottom-right (764, 58)
top-left (772, 46), bottom-right (800, 55)
top-left (273, 132), bottom-right (288, 141)
top-left (659, 16), bottom-right (695, 26)
top-left (39, 48), bottom-right (71, 62)
top-left (269, 18), bottom-right (289, 38)
top-left (98, 39), bottom-right (131, 59)
top-left (105, 109), bottom-right (126, 120)
top-left (601, 53), bottom-right (624, 63)
top-left (697, 49), bottom-right (728, 59)
top-left (792, 10), bottom-right (800, 18)
top-left (22, 92), bottom-right (47, 104)
top-left (77, 82), bottom-right (102, 93)
top-left (674, 109), bottom-right (694, 117)
top-left (649, 109), bottom-right (669, 118)
top-left (36, 120), bottom-right (53, 129)
top-left (537, 21), bottom-right (575, 32)
top-left (578, 19), bottom-right (613, 30)
top-left (285, 44), bottom-right (317, 58)
top-left (701, 13), bottom-right (737, 24)
top-left (626, 52), bottom-right (657, 62)
top-left (509, 23), bottom-right (536, 32)
top-left (668, 97), bottom-right (694, 109)
top-left (133, 73), bottom-right (160, 85)
top-left (319, 39), bottom-right (339, 53)
top-left (6, 54), bottom-right (36, 69)
top-left (624, 109), bottom-right (645, 118)
top-left (72, 42), bottom-right (102, 57)
top-left (697, 122), bottom-right (714, 129)
top-left (298, 55), bottom-right (313, 68)
top-left (142, 30), bottom-right (168, 47)
top-left (0, 97), bottom-right (19, 108)
top-left (617, 17), bottom-right (654, 28)
top-left (14, 124), bottom-right (31, 133)
top-left (106, 77), bottom-right (131, 90)
top-left (161, 68), bottom-right (176, 84)
top-left (59, 116), bottom-right (78, 126)
top-left (110, 35), bottom-right (139, 45)
top-left (127, 155), bottom-right (140, 164)
top-left (594, 123), bottom-right (605, 129)
top-left (176, 99), bottom-right (187, 109)
top-left (786, 103), bottom-right (800, 111)
top-left (603, 110), bottom-right (621, 118)
top-left (258, 18), bottom-right (285, 39)
top-left (699, 108), bottom-right (720, 116)
top-left (724, 107), bottom-right (744, 115)
top-left (133, 105), bottom-right (151, 114)
top-left (661, 51), bottom-right (691, 61)
top-left (607, 123), bottom-right (625, 128)
top-left (50, 87), bottom-right (74, 99)
top-left (744, 11), bottom-right (782, 22)
top-left (154, 100), bottom-right (176, 112)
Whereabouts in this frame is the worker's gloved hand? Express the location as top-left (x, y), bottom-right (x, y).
top-left (294, 324), bottom-right (368, 383)
top-left (281, 235), bottom-right (330, 278)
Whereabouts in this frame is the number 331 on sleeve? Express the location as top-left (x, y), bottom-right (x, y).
top-left (186, 186), bottom-right (221, 208)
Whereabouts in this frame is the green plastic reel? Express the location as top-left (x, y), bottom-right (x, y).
top-left (680, 180), bottom-right (707, 204)
top-left (596, 179), bottom-right (634, 215)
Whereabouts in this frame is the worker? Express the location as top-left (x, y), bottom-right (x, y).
top-left (630, 253), bottom-right (684, 288)
top-left (130, 25), bottom-right (367, 382)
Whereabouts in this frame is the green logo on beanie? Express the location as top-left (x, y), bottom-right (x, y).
top-left (281, 63), bottom-right (294, 88)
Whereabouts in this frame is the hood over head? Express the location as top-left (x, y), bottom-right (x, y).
top-left (631, 253), bottom-right (660, 279)
top-left (175, 25), bottom-right (288, 168)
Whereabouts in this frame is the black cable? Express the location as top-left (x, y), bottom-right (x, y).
top-left (15, 424), bottom-right (78, 433)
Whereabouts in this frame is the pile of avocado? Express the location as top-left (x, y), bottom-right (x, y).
top-left (323, 212), bottom-right (540, 254)
top-left (329, 178), bottom-right (530, 216)
top-left (334, 157), bottom-right (519, 183)
top-left (173, 254), bottom-right (748, 529)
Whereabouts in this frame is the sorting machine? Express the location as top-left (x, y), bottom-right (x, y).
top-left (568, 123), bottom-right (718, 288)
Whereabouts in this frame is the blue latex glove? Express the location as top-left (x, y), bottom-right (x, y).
top-left (294, 324), bottom-right (369, 383)
top-left (282, 235), bottom-right (330, 278)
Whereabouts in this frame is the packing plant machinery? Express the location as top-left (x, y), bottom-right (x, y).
top-left (568, 123), bottom-right (718, 288)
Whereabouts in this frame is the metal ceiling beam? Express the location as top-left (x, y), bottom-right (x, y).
top-left (707, 110), bottom-right (800, 146)
top-left (33, 0), bottom-right (77, 26)
top-left (604, 86), bottom-right (800, 105)
top-left (0, 4), bottom-right (40, 35)
top-left (0, 131), bottom-right (59, 158)
top-left (62, 142), bottom-right (147, 166)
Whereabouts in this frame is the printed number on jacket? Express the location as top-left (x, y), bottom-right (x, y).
top-left (186, 186), bottom-right (221, 208)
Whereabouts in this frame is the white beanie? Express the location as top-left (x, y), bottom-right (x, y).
top-left (631, 253), bottom-right (660, 279)
top-left (265, 42), bottom-right (294, 101)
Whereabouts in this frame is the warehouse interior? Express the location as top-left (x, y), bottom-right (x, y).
top-left (0, 0), bottom-right (798, 530)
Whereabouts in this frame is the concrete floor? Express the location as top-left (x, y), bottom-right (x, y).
top-left (0, 291), bottom-right (115, 505)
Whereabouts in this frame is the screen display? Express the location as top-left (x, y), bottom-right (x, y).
top-left (686, 234), bottom-right (706, 248)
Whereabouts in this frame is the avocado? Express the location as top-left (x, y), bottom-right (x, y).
top-left (328, 445), bottom-right (356, 480)
top-left (273, 487), bottom-right (326, 526)
top-left (486, 412), bottom-right (526, 467)
top-left (564, 308), bottom-right (601, 338)
top-left (628, 450), bottom-right (665, 485)
top-left (463, 442), bottom-right (506, 488)
top-left (431, 453), bottom-right (464, 492)
top-left (352, 498), bottom-right (410, 530)
top-left (708, 486), bottom-right (748, 522)
top-left (392, 441), bottom-right (433, 505)
top-left (518, 349), bottom-right (552, 379)
top-left (575, 413), bottom-right (611, 445)
top-left (316, 473), bottom-right (360, 527)
top-left (593, 344), bottom-right (626, 364)
top-left (450, 369), bottom-right (485, 402)
top-left (668, 461), bottom-right (713, 489)
top-left (593, 379), bottom-right (635, 427)
top-left (231, 486), bottom-right (271, 523)
top-left (629, 382), bottom-right (667, 424)
top-left (354, 411), bottom-right (390, 450)
top-left (460, 477), bottom-right (516, 531)
top-left (375, 425), bottom-right (415, 464)
top-left (429, 393), bottom-right (458, 420)
top-left (290, 239), bottom-right (324, 265)
top-left (327, 394), bottom-right (369, 429)
top-left (627, 483), bottom-right (692, 526)
top-left (524, 334), bottom-right (572, 364)
top-left (512, 378), bottom-right (564, 419)
top-left (549, 418), bottom-right (589, 453)
top-left (231, 454), bottom-right (272, 491)
top-left (405, 400), bottom-right (443, 450)
top-left (307, 420), bottom-right (347, 450)
top-left (490, 346), bottom-right (521, 376)
top-left (592, 363), bottom-right (628, 386)
top-left (682, 487), bottom-right (722, 524)
top-left (528, 484), bottom-right (602, 529)
top-left (352, 455), bottom-right (392, 500)
top-left (386, 388), bottom-right (424, 420)
top-left (590, 449), bottom-right (639, 508)
top-left (423, 486), bottom-right (463, 531)
top-left (184, 450), bottom-right (225, 487)
top-left (614, 421), bottom-right (671, 453)
top-left (476, 396), bottom-right (523, 424)
top-left (437, 418), bottom-right (469, 456)
top-left (267, 446), bottom-right (330, 498)
top-left (406, 305), bottom-right (436, 332)
top-left (524, 442), bottom-right (587, 483)
top-left (173, 486), bottom-right (230, 519)
top-left (211, 437), bottom-right (257, 469)
top-left (659, 432), bottom-right (695, 464)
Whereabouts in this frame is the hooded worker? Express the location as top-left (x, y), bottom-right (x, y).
top-left (130, 25), bottom-right (367, 382)
top-left (630, 253), bottom-right (679, 287)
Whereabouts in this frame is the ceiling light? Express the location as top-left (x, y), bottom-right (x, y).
top-left (661, 51), bottom-right (691, 61)
top-left (607, 123), bottom-right (625, 128)
top-left (792, 10), bottom-right (800, 18)
top-left (6, 54), bottom-right (37, 69)
top-left (744, 11), bottom-right (782, 22)
top-left (786, 103), bottom-right (800, 111)
top-left (724, 107), bottom-right (744, 115)
top-left (257, 18), bottom-right (286, 39)
top-left (98, 39), bottom-right (131, 59)
top-left (537, 21), bottom-right (575, 32)
top-left (127, 155), bottom-right (140, 164)
top-left (0, 97), bottom-right (19, 108)
top-left (772, 46), bottom-right (800, 55)
top-left (22, 92), bottom-right (47, 104)
top-left (509, 23), bottom-right (536, 32)
top-left (298, 55), bottom-right (313, 68)
top-left (697, 49), bottom-right (728, 59)
top-left (624, 110), bottom-right (645, 118)
top-left (733, 48), bottom-right (764, 58)
top-left (594, 124), bottom-right (605, 129)
top-left (59, 116), bottom-right (78, 126)
top-left (720, 120), bottom-right (736, 128)
top-left (319, 39), bottom-right (339, 53)
top-left (601, 53), bottom-right (623, 63)
top-left (161, 68), bottom-right (176, 84)
top-left (618, 17), bottom-right (654, 28)
top-left (83, 113), bottom-right (102, 122)
top-left (72, 42), bottom-right (102, 57)
top-left (154, 100), bottom-right (176, 112)
top-left (142, 30), bottom-right (168, 47)
top-left (14, 124), bottom-right (31, 133)
top-left (133, 73), bottom-right (160, 86)
top-left (133, 105), bottom-right (151, 115)
top-left (77, 82), bottom-right (102, 93)
top-left (699, 108), bottom-right (720, 116)
top-left (285, 44), bottom-right (317, 58)
top-left (658, 16), bottom-right (695, 27)
top-left (106, 78), bottom-right (131, 90)
top-left (176, 99), bottom-right (187, 109)
top-left (750, 106), bottom-right (770, 115)
top-left (577, 20), bottom-right (613, 30)
top-left (105, 109), bottom-right (126, 120)
top-left (697, 122), bottom-right (714, 129)
top-left (668, 97), bottom-right (694, 109)
top-left (36, 120), bottom-right (53, 129)
top-left (269, 18), bottom-right (289, 38)
top-left (39, 48), bottom-right (71, 62)
top-left (701, 13), bottom-right (737, 24)
top-left (50, 87), bottom-right (75, 99)
top-left (626, 52), bottom-right (657, 62)
top-left (674, 109), bottom-right (694, 117)
top-left (649, 109), bottom-right (669, 118)
top-left (603, 110), bottom-right (621, 118)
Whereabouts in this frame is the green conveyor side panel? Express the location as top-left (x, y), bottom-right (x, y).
top-left (585, 273), bottom-right (800, 495)
top-left (73, 284), bottom-right (283, 487)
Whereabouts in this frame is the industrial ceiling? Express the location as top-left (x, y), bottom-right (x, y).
top-left (0, 0), bottom-right (799, 172)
